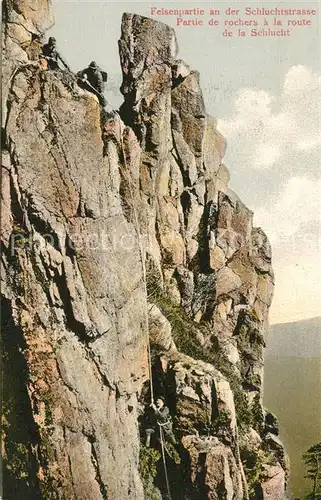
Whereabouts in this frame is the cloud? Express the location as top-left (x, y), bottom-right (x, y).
top-left (256, 176), bottom-right (321, 324)
top-left (255, 175), bottom-right (321, 324)
top-left (218, 65), bottom-right (321, 171)
top-left (254, 176), bottom-right (321, 247)
top-left (270, 256), bottom-right (321, 324)
top-left (217, 66), bottom-right (321, 323)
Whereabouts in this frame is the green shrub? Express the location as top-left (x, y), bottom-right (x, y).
top-left (139, 445), bottom-right (161, 500)
top-left (251, 394), bottom-right (265, 434)
top-left (233, 389), bottom-right (252, 432)
top-left (249, 308), bottom-right (260, 322)
top-left (240, 448), bottom-right (264, 498)
top-left (240, 446), bottom-right (277, 498)
top-left (211, 409), bottom-right (232, 433)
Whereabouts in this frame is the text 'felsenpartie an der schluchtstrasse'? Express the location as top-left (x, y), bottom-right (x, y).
top-left (150, 6), bottom-right (318, 37)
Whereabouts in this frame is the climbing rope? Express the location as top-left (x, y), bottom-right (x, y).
top-left (115, 112), bottom-right (154, 405)
top-left (159, 425), bottom-right (172, 500)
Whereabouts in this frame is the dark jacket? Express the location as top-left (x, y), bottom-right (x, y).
top-left (154, 406), bottom-right (172, 434)
top-left (42, 43), bottom-right (70, 71)
top-left (77, 67), bottom-right (105, 94)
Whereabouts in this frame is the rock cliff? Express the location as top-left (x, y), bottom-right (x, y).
top-left (1, 2), bottom-right (288, 499)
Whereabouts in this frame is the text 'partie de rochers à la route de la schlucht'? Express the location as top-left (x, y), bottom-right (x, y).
top-left (150, 6), bottom-right (318, 37)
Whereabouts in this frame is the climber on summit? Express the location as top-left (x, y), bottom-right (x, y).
top-left (77, 61), bottom-right (108, 107)
top-left (41, 37), bottom-right (71, 71)
top-left (149, 398), bottom-right (176, 445)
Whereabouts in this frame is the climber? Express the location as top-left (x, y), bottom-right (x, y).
top-left (207, 201), bottom-right (218, 237)
top-left (41, 37), bottom-right (71, 71)
top-left (148, 398), bottom-right (176, 446)
top-left (77, 61), bottom-right (107, 107)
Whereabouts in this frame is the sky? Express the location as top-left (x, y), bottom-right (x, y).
top-left (50, 0), bottom-right (320, 325)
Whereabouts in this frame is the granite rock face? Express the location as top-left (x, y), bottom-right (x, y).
top-left (2, 5), bottom-right (287, 500)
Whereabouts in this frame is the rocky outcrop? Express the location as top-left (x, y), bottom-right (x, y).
top-left (118, 14), bottom-right (285, 497)
top-left (182, 436), bottom-right (244, 499)
top-left (2, 4), bottom-right (287, 500)
top-left (2, 4), bottom-right (148, 498)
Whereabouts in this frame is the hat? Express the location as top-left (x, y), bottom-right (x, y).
top-left (49, 37), bottom-right (56, 44)
top-left (89, 61), bottom-right (98, 69)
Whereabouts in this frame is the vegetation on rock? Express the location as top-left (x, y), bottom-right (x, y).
top-left (303, 442), bottom-right (321, 499)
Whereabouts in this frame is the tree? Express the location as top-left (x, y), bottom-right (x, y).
top-left (303, 442), bottom-right (321, 499)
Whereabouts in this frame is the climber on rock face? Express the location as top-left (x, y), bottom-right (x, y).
top-left (42, 37), bottom-right (71, 71)
top-left (77, 61), bottom-right (108, 107)
top-left (149, 398), bottom-right (176, 445)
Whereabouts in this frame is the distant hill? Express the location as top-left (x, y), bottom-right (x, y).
top-left (266, 317), bottom-right (321, 358)
top-left (264, 316), bottom-right (321, 498)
